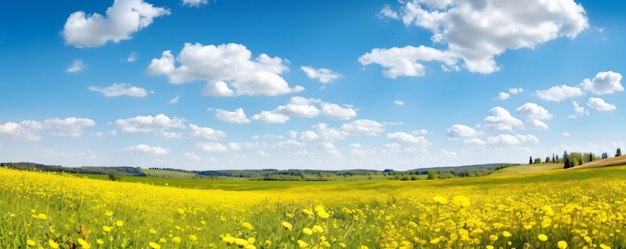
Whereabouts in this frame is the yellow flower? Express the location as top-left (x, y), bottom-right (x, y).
top-left (557, 240), bottom-right (568, 249)
top-left (339, 243), bottom-right (347, 248)
top-left (502, 231), bottom-right (512, 237)
top-left (360, 246), bottom-right (368, 249)
top-left (317, 211), bottom-right (330, 219)
top-left (264, 240), bottom-right (272, 246)
top-left (242, 222), bottom-right (254, 230)
top-left (303, 228), bottom-right (313, 235)
top-left (115, 220), bottom-right (124, 227)
top-left (433, 196), bottom-right (448, 204)
top-left (27, 239), bottom-right (36, 246)
top-left (244, 245), bottom-right (256, 249)
top-left (102, 226), bottom-right (112, 232)
top-left (149, 228), bottom-right (157, 234)
top-left (247, 238), bottom-right (255, 244)
top-left (158, 238), bottom-right (166, 243)
top-left (312, 225), bottom-right (324, 233)
top-left (189, 235), bottom-right (198, 241)
top-left (429, 238), bottom-right (440, 244)
top-left (234, 238), bottom-right (249, 247)
top-left (37, 213), bottom-right (47, 221)
top-left (172, 237), bottom-right (182, 243)
top-left (452, 195), bottom-right (471, 208)
top-left (486, 246), bottom-right (494, 249)
top-left (104, 210), bottom-right (113, 217)
top-left (96, 239), bottom-right (104, 245)
top-left (599, 244), bottom-right (611, 249)
top-left (149, 242), bottom-right (161, 249)
top-left (297, 240), bottom-right (309, 248)
top-left (303, 209), bottom-right (314, 216)
top-left (282, 221), bottom-right (293, 230)
top-left (489, 234), bottom-right (498, 242)
top-left (538, 234), bottom-right (548, 241)
top-left (48, 240), bottom-right (59, 249)
top-left (77, 238), bottom-right (90, 248)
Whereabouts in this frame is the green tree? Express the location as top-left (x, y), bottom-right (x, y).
top-left (427, 170), bottom-right (438, 180)
top-left (534, 157), bottom-right (542, 164)
top-left (529, 156), bottom-right (533, 164)
top-left (617, 148), bottom-right (622, 157)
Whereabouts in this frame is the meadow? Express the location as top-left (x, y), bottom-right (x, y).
top-left (1, 164), bottom-right (626, 249)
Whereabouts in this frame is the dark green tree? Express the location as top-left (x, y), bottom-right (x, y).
top-left (617, 148), bottom-right (622, 157)
top-left (529, 156), bottom-right (533, 164)
top-left (563, 151), bottom-right (571, 169)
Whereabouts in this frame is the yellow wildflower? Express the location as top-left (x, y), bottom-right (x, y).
top-left (149, 242), bottom-right (161, 249)
top-left (557, 241), bottom-right (568, 249)
top-left (27, 239), bottom-right (36, 246)
top-left (537, 234), bottom-right (548, 241)
top-left (115, 220), bottom-right (124, 227)
top-left (282, 221), bottom-right (293, 230)
top-left (297, 240), bottom-right (309, 248)
top-left (48, 240), bottom-right (59, 249)
top-left (303, 228), bottom-right (313, 235)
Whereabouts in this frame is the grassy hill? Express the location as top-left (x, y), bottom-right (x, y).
top-left (489, 163), bottom-right (564, 175)
top-left (575, 155), bottom-right (626, 169)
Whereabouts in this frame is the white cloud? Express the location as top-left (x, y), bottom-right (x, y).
top-left (463, 138), bottom-right (486, 145)
top-left (182, 0), bottom-right (207, 7)
top-left (89, 83), bottom-right (149, 97)
top-left (496, 92), bottom-right (510, 100)
top-left (320, 103), bottom-right (357, 120)
top-left (569, 101), bottom-right (589, 118)
top-left (0, 120), bottom-right (43, 140)
top-left (516, 134), bottom-right (539, 143)
top-left (127, 52), bottom-right (138, 62)
top-left (168, 96), bottom-right (180, 104)
top-left (393, 100), bottom-right (405, 106)
top-left (587, 97), bottom-right (616, 111)
top-left (215, 108), bottom-right (251, 124)
top-left (276, 97), bottom-right (321, 118)
top-left (483, 107), bottom-right (523, 130)
top-left (580, 71), bottom-right (624, 95)
top-left (44, 117), bottom-right (96, 137)
top-left (446, 124), bottom-right (480, 137)
top-left (509, 88), bottom-right (524, 94)
top-left (251, 111), bottom-right (290, 124)
top-left (341, 119), bottom-right (385, 136)
top-left (536, 85), bottom-right (584, 102)
top-left (413, 129), bottom-right (429, 135)
top-left (301, 66), bottom-right (342, 83)
top-left (358, 45), bottom-right (458, 78)
top-left (146, 43), bottom-right (302, 97)
top-left (67, 60), bottom-right (84, 73)
top-left (516, 103), bottom-right (552, 120)
top-left (184, 152), bottom-right (200, 160)
top-left (525, 119), bottom-right (549, 130)
top-left (300, 130), bottom-right (320, 141)
top-left (124, 144), bottom-right (169, 155)
top-left (197, 142), bottom-right (228, 152)
top-left (62, 0), bottom-right (170, 47)
top-left (387, 132), bottom-right (428, 144)
top-left (188, 124), bottom-right (225, 140)
top-left (312, 123), bottom-right (348, 141)
top-left (562, 132), bottom-right (571, 137)
top-left (487, 134), bottom-right (522, 145)
top-left (377, 0), bottom-right (588, 74)
top-left (115, 114), bottom-right (185, 137)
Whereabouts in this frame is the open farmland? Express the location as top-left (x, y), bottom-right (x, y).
top-left (1, 166), bottom-right (626, 249)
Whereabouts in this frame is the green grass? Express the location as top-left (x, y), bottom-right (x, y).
top-left (142, 169), bottom-right (199, 178)
top-left (489, 163), bottom-right (564, 175)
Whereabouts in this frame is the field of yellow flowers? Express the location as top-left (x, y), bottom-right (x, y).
top-left (1, 166), bottom-right (626, 249)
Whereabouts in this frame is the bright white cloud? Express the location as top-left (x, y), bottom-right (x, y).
top-left (393, 100), bottom-right (405, 106)
top-left (188, 124), bottom-right (225, 140)
top-left (341, 119), bottom-right (385, 136)
top-left (44, 117), bottom-right (96, 137)
top-left (446, 124), bottom-right (480, 137)
top-left (89, 83), bottom-right (149, 97)
top-left (587, 97), bottom-right (616, 111)
top-left (320, 103), bottom-right (357, 120)
top-left (215, 108), bottom-right (251, 124)
top-left (516, 103), bottom-right (552, 120)
top-left (115, 114), bottom-right (185, 137)
top-left (569, 101), bottom-right (589, 118)
top-left (276, 97), bottom-right (321, 118)
top-left (146, 43), bottom-right (303, 97)
top-left (359, 45), bottom-right (458, 78)
top-left (182, 0), bottom-right (207, 7)
top-left (376, 0), bottom-right (588, 75)
top-left (536, 85), bottom-right (584, 102)
top-left (197, 142), bottom-right (228, 152)
top-left (251, 111), bottom-right (290, 124)
top-left (387, 132), bottom-right (428, 144)
top-left (62, 0), bottom-right (170, 47)
top-left (496, 92), bottom-right (510, 100)
top-left (301, 66), bottom-right (342, 83)
top-left (66, 59), bottom-right (84, 73)
top-left (0, 120), bottom-right (43, 140)
top-left (483, 107), bottom-right (523, 130)
top-left (463, 138), bottom-right (486, 145)
top-left (580, 71), bottom-right (624, 95)
top-left (124, 144), bottom-right (169, 155)
top-left (487, 134), bottom-right (538, 145)
top-left (525, 119), bottom-right (549, 130)
top-left (509, 88), bottom-right (524, 94)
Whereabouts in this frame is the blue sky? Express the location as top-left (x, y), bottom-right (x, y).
top-left (1, 0), bottom-right (625, 170)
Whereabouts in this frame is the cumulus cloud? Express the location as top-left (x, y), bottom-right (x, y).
top-left (254, 96), bottom-right (357, 122)
top-left (516, 103), bottom-right (552, 120)
top-left (446, 124), bottom-right (480, 137)
top-left (214, 108), bottom-right (251, 124)
top-left (251, 111), bottom-right (290, 124)
top-left (371, 0), bottom-right (588, 75)
top-left (0, 120), bottom-right (44, 140)
top-left (276, 97), bottom-right (321, 118)
top-left (496, 92), bottom-right (510, 100)
top-left (487, 134), bottom-right (538, 145)
top-left (115, 114), bottom-right (185, 137)
top-left (509, 88), bottom-right (524, 94)
top-left (483, 107), bottom-right (523, 130)
top-left (182, 0), bottom-right (207, 7)
top-left (44, 117), bottom-right (96, 137)
top-left (188, 124), bottom-right (226, 140)
top-left (197, 142), bottom-right (228, 152)
top-left (587, 97), bottom-right (616, 111)
top-left (301, 66), bottom-right (342, 83)
top-left (525, 119), bottom-right (549, 129)
top-left (463, 138), bottom-right (486, 145)
top-left (580, 71), bottom-right (624, 95)
top-left (536, 85), bottom-right (584, 102)
top-left (387, 132), bottom-right (428, 144)
top-left (63, 0), bottom-right (170, 47)
top-left (124, 144), bottom-right (169, 155)
top-left (66, 59), bottom-right (84, 73)
top-left (320, 103), bottom-right (357, 120)
top-left (569, 101), bottom-right (589, 118)
top-left (89, 83), bottom-right (149, 97)
top-left (341, 119), bottom-right (385, 136)
top-left (146, 43), bottom-right (303, 96)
